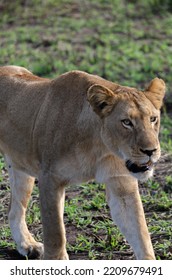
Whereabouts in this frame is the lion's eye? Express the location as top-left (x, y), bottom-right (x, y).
top-left (121, 119), bottom-right (133, 127)
top-left (150, 116), bottom-right (157, 123)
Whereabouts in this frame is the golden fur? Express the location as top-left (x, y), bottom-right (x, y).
top-left (0, 66), bottom-right (165, 259)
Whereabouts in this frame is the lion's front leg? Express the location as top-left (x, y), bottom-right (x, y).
top-left (38, 172), bottom-right (68, 260)
top-left (106, 176), bottom-right (155, 260)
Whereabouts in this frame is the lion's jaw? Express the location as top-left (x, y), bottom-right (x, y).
top-left (118, 132), bottom-right (161, 182)
top-left (124, 151), bottom-right (160, 182)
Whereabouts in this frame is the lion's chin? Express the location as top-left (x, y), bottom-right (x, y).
top-left (132, 169), bottom-right (154, 182)
top-left (125, 160), bottom-right (155, 182)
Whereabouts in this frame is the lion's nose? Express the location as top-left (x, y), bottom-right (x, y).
top-left (140, 148), bottom-right (157, 157)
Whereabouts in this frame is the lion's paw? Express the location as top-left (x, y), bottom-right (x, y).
top-left (17, 241), bottom-right (44, 259)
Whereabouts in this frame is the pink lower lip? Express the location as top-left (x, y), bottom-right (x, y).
top-left (147, 164), bottom-right (153, 170)
top-left (141, 160), bottom-right (152, 167)
top-left (140, 161), bottom-right (154, 171)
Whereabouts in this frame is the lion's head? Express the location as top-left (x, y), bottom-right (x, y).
top-left (87, 78), bottom-right (166, 181)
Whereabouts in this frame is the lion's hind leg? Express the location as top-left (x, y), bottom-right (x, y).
top-left (5, 156), bottom-right (43, 259)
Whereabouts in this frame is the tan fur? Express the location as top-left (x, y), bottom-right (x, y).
top-left (0, 66), bottom-right (165, 259)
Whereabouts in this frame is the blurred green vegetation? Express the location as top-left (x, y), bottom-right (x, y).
top-left (0, 0), bottom-right (172, 86)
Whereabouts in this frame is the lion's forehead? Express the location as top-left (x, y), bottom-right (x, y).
top-left (128, 102), bottom-right (154, 117)
top-left (121, 92), bottom-right (159, 118)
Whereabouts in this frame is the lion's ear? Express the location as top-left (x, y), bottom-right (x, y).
top-left (87, 84), bottom-right (116, 118)
top-left (144, 78), bottom-right (166, 109)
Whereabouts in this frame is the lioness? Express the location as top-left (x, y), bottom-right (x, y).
top-left (0, 66), bottom-right (165, 260)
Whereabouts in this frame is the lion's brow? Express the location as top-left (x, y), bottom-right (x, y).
top-left (134, 98), bottom-right (153, 116)
top-left (115, 86), bottom-right (139, 95)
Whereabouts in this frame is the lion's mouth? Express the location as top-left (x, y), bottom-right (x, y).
top-left (126, 160), bottom-right (154, 173)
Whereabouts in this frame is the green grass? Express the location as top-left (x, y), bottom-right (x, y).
top-left (160, 113), bottom-right (172, 152)
top-left (1, 0), bottom-right (172, 85)
top-left (0, 0), bottom-right (172, 260)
